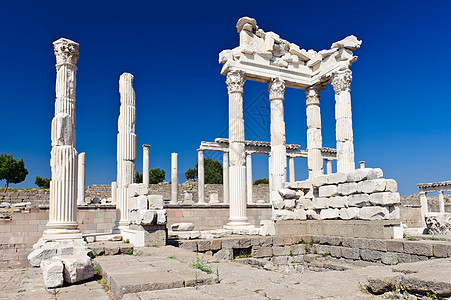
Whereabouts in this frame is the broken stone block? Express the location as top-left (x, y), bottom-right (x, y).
top-left (359, 207), bottom-right (389, 220)
top-left (347, 193), bottom-right (369, 207)
top-left (385, 179), bottom-right (397, 192)
top-left (347, 168), bottom-right (383, 182)
top-left (171, 223), bottom-right (195, 231)
top-left (326, 173), bottom-right (348, 184)
top-left (299, 198), bottom-right (314, 209)
top-left (284, 199), bottom-right (296, 209)
top-left (306, 209), bottom-right (321, 220)
top-left (318, 185), bottom-right (338, 197)
top-left (311, 175), bottom-right (327, 187)
top-left (279, 188), bottom-right (297, 199)
top-left (41, 259), bottom-right (64, 288)
top-left (368, 192), bottom-right (400, 206)
top-left (312, 197), bottom-right (327, 209)
top-left (339, 207), bottom-right (359, 220)
top-left (286, 181), bottom-right (312, 190)
top-left (327, 196), bottom-right (348, 208)
top-left (294, 209), bottom-right (307, 220)
top-left (140, 210), bottom-right (157, 225)
top-left (156, 210), bottom-right (167, 225)
top-left (358, 179), bottom-right (387, 194)
top-left (320, 208), bottom-right (339, 219)
top-left (337, 182), bottom-right (358, 195)
top-left (128, 183), bottom-right (149, 197)
top-left (28, 247), bottom-right (57, 267)
top-left (148, 195), bottom-right (163, 209)
top-left (59, 255), bottom-right (94, 284)
top-left (129, 195), bottom-right (147, 210)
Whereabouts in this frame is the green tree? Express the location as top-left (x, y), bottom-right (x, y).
top-left (135, 171), bottom-right (143, 184)
top-left (149, 168), bottom-right (165, 184)
top-left (0, 154), bottom-right (29, 192)
top-left (35, 176), bottom-right (50, 189)
top-left (254, 178), bottom-right (269, 185)
top-left (185, 158), bottom-right (223, 184)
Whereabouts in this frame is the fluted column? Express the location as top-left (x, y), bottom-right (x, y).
top-left (305, 86), bottom-right (324, 178)
top-left (111, 182), bottom-right (117, 204)
top-left (142, 145), bottom-right (150, 186)
top-left (43, 38), bottom-right (81, 240)
top-left (171, 152), bottom-right (178, 204)
top-left (223, 151), bottom-right (229, 204)
top-left (289, 156), bottom-right (295, 183)
top-left (326, 160), bottom-right (333, 175)
top-left (77, 152), bottom-right (86, 205)
top-left (115, 72), bottom-right (137, 231)
top-left (246, 153), bottom-right (253, 204)
top-left (197, 150), bottom-right (205, 204)
top-left (438, 190), bottom-right (445, 213)
top-left (331, 69), bottom-right (355, 173)
top-left (419, 191), bottom-right (429, 228)
top-left (269, 77), bottom-right (287, 207)
top-left (226, 70), bottom-right (249, 226)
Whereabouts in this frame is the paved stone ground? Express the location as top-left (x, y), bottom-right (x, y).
top-left (1, 246), bottom-right (450, 299)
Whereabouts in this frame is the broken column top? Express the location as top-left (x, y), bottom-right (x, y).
top-left (219, 17), bottom-right (362, 89)
top-left (53, 38), bottom-right (79, 65)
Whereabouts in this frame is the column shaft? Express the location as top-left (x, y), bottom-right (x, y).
top-left (326, 160), bottom-right (333, 174)
top-left (419, 191), bottom-right (429, 228)
top-left (269, 78), bottom-right (286, 207)
top-left (246, 153), bottom-right (253, 204)
top-left (171, 153), bottom-right (178, 203)
top-left (289, 156), bottom-right (295, 183)
top-left (143, 145), bottom-right (150, 186)
top-left (438, 190), bottom-right (445, 213)
top-left (77, 152), bottom-right (86, 205)
top-left (226, 70), bottom-right (248, 226)
top-left (198, 150), bottom-right (205, 204)
top-left (111, 181), bottom-right (117, 204)
top-left (305, 86), bottom-right (324, 178)
top-left (331, 69), bottom-right (355, 173)
top-left (223, 151), bottom-right (229, 204)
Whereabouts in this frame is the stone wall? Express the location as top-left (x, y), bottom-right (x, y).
top-left (278, 168), bottom-right (400, 221)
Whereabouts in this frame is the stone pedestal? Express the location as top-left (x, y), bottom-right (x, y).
top-left (269, 77), bottom-right (287, 208)
top-left (123, 225), bottom-right (167, 247)
top-left (171, 153), bottom-right (178, 204)
top-left (226, 70), bottom-right (249, 227)
top-left (142, 145), bottom-right (150, 186)
top-left (77, 152), bottom-right (86, 205)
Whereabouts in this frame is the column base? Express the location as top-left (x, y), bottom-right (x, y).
top-left (225, 217), bottom-right (251, 228)
top-left (111, 224), bottom-right (129, 234)
top-left (43, 221), bottom-right (82, 241)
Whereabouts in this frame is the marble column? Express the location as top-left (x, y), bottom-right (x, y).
top-left (359, 161), bottom-right (366, 169)
top-left (331, 69), bottom-right (355, 173)
top-left (111, 181), bottom-right (117, 204)
top-left (289, 156), bottom-right (295, 183)
top-left (246, 153), bottom-right (253, 204)
top-left (77, 152), bottom-right (86, 205)
top-left (268, 77), bottom-right (287, 207)
top-left (226, 70), bottom-right (249, 226)
top-left (305, 86), bottom-right (324, 179)
top-left (43, 38), bottom-right (81, 240)
top-left (419, 191), bottom-right (429, 228)
top-left (171, 153), bottom-right (178, 204)
top-left (142, 145), bottom-right (150, 186)
top-left (268, 154), bottom-right (272, 203)
top-left (326, 160), bottom-right (333, 175)
top-left (438, 190), bottom-right (445, 213)
top-left (115, 72), bottom-right (137, 231)
top-left (223, 151), bottom-right (229, 204)
top-left (197, 150), bottom-right (205, 204)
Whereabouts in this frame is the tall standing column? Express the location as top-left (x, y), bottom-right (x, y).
top-left (305, 86), bottom-right (324, 178)
top-left (269, 78), bottom-right (287, 207)
top-left (171, 152), bottom-right (178, 204)
top-left (438, 190), bottom-right (445, 213)
top-left (142, 145), bottom-right (150, 186)
top-left (419, 191), bottom-right (429, 228)
top-left (226, 70), bottom-right (249, 226)
top-left (288, 156), bottom-right (295, 183)
top-left (111, 182), bottom-right (117, 204)
top-left (331, 69), bottom-right (355, 173)
top-left (197, 150), bottom-right (205, 204)
top-left (43, 38), bottom-right (81, 240)
top-left (326, 160), bottom-right (333, 175)
top-left (223, 151), bottom-right (229, 204)
top-left (115, 72), bottom-right (137, 231)
top-left (77, 152), bottom-right (86, 205)
top-left (246, 153), bottom-right (253, 204)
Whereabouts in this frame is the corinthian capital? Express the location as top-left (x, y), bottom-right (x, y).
top-left (53, 38), bottom-right (79, 66)
top-left (305, 85), bottom-right (325, 105)
top-left (331, 69), bottom-right (352, 94)
top-left (226, 70), bottom-right (246, 93)
top-left (268, 77), bottom-right (285, 100)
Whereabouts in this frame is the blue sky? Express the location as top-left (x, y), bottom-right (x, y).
top-left (1, 0), bottom-right (450, 195)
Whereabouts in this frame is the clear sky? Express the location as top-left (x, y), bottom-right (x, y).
top-left (1, 0), bottom-right (450, 196)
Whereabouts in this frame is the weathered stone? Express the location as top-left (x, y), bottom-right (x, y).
top-left (311, 175), bottom-right (327, 187)
top-left (403, 241), bottom-right (433, 256)
top-left (312, 197), bottom-right (327, 209)
top-left (358, 179), bottom-right (386, 194)
top-left (396, 253), bottom-right (412, 263)
top-left (360, 249), bottom-right (382, 262)
top-left (171, 223), bottom-right (195, 231)
top-left (318, 185), bottom-right (338, 197)
top-left (179, 241), bottom-right (197, 252)
top-left (252, 246), bottom-right (272, 258)
top-left (27, 248), bottom-right (57, 267)
top-left (239, 237), bottom-right (251, 248)
top-left (272, 246), bottom-right (290, 256)
top-left (290, 244), bottom-right (305, 255)
top-left (260, 237), bottom-right (272, 247)
top-left (147, 195), bottom-right (164, 209)
top-left (129, 183), bottom-right (149, 197)
top-left (299, 199), bottom-right (314, 209)
top-left (388, 205), bottom-right (400, 219)
top-left (41, 259), bottom-right (64, 288)
top-left (410, 255), bottom-right (429, 262)
top-left (347, 193), bottom-right (369, 207)
top-left (214, 248), bottom-right (232, 260)
top-left (341, 247), bottom-right (360, 260)
top-left (367, 275), bottom-right (402, 294)
top-left (359, 206), bottom-right (389, 220)
top-left (272, 236), bottom-right (284, 246)
top-left (385, 179), bottom-right (397, 192)
top-left (337, 182), bottom-right (358, 195)
top-left (342, 237), bottom-right (368, 249)
top-left (386, 240), bottom-right (404, 253)
top-left (368, 192), bottom-right (400, 206)
top-left (367, 239), bottom-right (387, 251)
top-left (326, 173), bottom-right (348, 184)
top-left (140, 210), bottom-right (156, 225)
top-left (222, 238), bottom-right (240, 249)
top-left (197, 240), bottom-right (211, 252)
top-left (210, 239), bottom-right (222, 250)
top-left (286, 181), bottom-right (312, 190)
top-left (294, 209), bottom-right (307, 220)
top-left (284, 199), bottom-right (296, 209)
top-left (306, 209), bottom-right (321, 220)
top-left (433, 243), bottom-right (448, 258)
top-left (59, 255), bottom-right (94, 284)
top-left (320, 208), bottom-right (339, 219)
top-left (279, 189), bottom-right (297, 199)
top-left (329, 245), bottom-right (342, 258)
top-left (339, 207), bottom-right (359, 219)
top-left (327, 196), bottom-right (348, 208)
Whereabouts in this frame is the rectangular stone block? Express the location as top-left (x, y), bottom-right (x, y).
top-left (403, 241), bottom-right (433, 256)
top-left (222, 238), bottom-right (240, 249)
top-left (327, 196), bottom-right (348, 208)
top-left (433, 243), bottom-right (448, 258)
top-left (347, 194), bottom-right (369, 207)
top-left (312, 198), bottom-right (327, 209)
top-left (341, 247), bottom-right (359, 260)
top-left (299, 199), bottom-right (314, 209)
top-left (367, 239), bottom-right (387, 251)
top-left (272, 246), bottom-right (290, 256)
top-left (238, 238), bottom-right (251, 248)
top-left (197, 240), bottom-right (211, 252)
top-left (339, 207), bottom-right (359, 220)
top-left (337, 182), bottom-right (358, 196)
top-left (290, 244), bottom-right (305, 255)
top-left (368, 192), bottom-right (400, 206)
top-left (318, 185), bottom-right (338, 198)
top-left (179, 241), bottom-right (197, 252)
top-left (320, 208), bottom-right (339, 219)
top-left (329, 245), bottom-right (342, 258)
top-left (252, 246), bottom-right (272, 258)
top-left (250, 237), bottom-right (260, 246)
top-left (342, 237), bottom-right (368, 249)
top-left (272, 236), bottom-right (284, 246)
top-left (385, 179), bottom-right (397, 192)
top-left (358, 179), bottom-right (386, 194)
top-left (386, 240), bottom-right (404, 253)
top-left (260, 237), bottom-right (272, 247)
top-left (381, 252), bottom-right (398, 265)
top-left (360, 249), bottom-right (382, 262)
top-left (210, 239), bottom-right (222, 251)
top-left (326, 173), bottom-right (348, 184)
top-left (359, 206), bottom-right (389, 220)
top-left (397, 253), bottom-right (411, 263)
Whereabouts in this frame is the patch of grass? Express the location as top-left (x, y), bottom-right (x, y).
top-left (407, 237), bottom-right (419, 241)
top-left (322, 252), bottom-right (329, 257)
top-left (126, 249), bottom-right (133, 255)
top-left (304, 245), bottom-right (310, 253)
top-left (289, 250), bottom-right (293, 257)
top-left (94, 266), bottom-right (101, 276)
top-left (425, 291), bottom-right (444, 299)
top-left (428, 237), bottom-right (439, 241)
top-left (123, 239), bottom-right (130, 244)
top-left (168, 255), bottom-right (177, 260)
top-left (358, 281), bottom-right (370, 293)
top-left (294, 282), bottom-right (300, 285)
top-left (190, 255), bottom-right (213, 274)
top-left (313, 250), bottom-right (318, 254)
